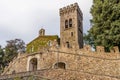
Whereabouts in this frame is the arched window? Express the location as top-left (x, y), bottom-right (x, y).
top-left (65, 20), bottom-right (68, 29)
top-left (66, 42), bottom-right (70, 48)
top-left (54, 62), bottom-right (66, 69)
top-left (71, 32), bottom-right (73, 37)
top-left (29, 58), bottom-right (37, 71)
top-left (69, 19), bottom-right (72, 27)
top-left (48, 40), bottom-right (52, 46)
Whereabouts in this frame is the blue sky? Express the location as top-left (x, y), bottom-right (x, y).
top-left (0, 0), bottom-right (93, 47)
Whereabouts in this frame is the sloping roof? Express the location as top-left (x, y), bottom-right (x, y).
top-left (27, 35), bottom-right (58, 45)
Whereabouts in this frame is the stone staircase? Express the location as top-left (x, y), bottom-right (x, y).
top-left (0, 69), bottom-right (120, 80)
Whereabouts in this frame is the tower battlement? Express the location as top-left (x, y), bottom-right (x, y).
top-left (59, 3), bottom-right (82, 17)
top-left (83, 45), bottom-right (120, 54)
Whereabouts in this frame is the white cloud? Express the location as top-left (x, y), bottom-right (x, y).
top-left (0, 0), bottom-right (93, 47)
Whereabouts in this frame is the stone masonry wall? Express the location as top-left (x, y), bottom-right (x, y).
top-left (2, 54), bottom-right (28, 75)
top-left (1, 46), bottom-right (120, 79)
top-left (0, 69), bottom-right (119, 80)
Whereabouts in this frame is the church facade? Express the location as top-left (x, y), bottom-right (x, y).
top-left (0, 3), bottom-right (120, 80)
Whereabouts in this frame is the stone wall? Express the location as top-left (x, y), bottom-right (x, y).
top-left (1, 45), bottom-right (120, 79)
top-left (2, 54), bottom-right (28, 75)
top-left (0, 69), bottom-right (119, 80)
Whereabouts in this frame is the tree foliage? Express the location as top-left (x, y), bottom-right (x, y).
top-left (0, 39), bottom-right (25, 74)
top-left (4, 39), bottom-right (25, 65)
top-left (0, 46), bottom-right (4, 73)
top-left (84, 0), bottom-right (120, 51)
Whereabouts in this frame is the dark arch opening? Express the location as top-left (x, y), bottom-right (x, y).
top-left (65, 20), bottom-right (68, 29)
top-left (29, 58), bottom-right (37, 71)
top-left (66, 42), bottom-right (70, 48)
top-left (69, 19), bottom-right (72, 27)
top-left (54, 62), bottom-right (66, 69)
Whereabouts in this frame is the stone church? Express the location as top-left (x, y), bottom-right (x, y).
top-left (0, 3), bottom-right (120, 80)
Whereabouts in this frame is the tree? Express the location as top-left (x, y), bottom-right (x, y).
top-left (0, 45), bottom-right (4, 73)
top-left (84, 0), bottom-right (120, 51)
top-left (4, 39), bottom-right (25, 65)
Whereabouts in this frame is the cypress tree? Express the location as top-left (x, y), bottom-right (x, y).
top-left (84, 0), bottom-right (120, 51)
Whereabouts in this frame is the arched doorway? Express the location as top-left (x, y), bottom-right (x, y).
top-left (54, 62), bottom-right (66, 69)
top-left (29, 58), bottom-right (37, 71)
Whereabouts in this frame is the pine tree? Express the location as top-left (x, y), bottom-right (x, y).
top-left (84, 0), bottom-right (120, 51)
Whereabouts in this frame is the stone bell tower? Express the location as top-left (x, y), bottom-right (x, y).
top-left (59, 3), bottom-right (83, 49)
top-left (39, 28), bottom-right (45, 36)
